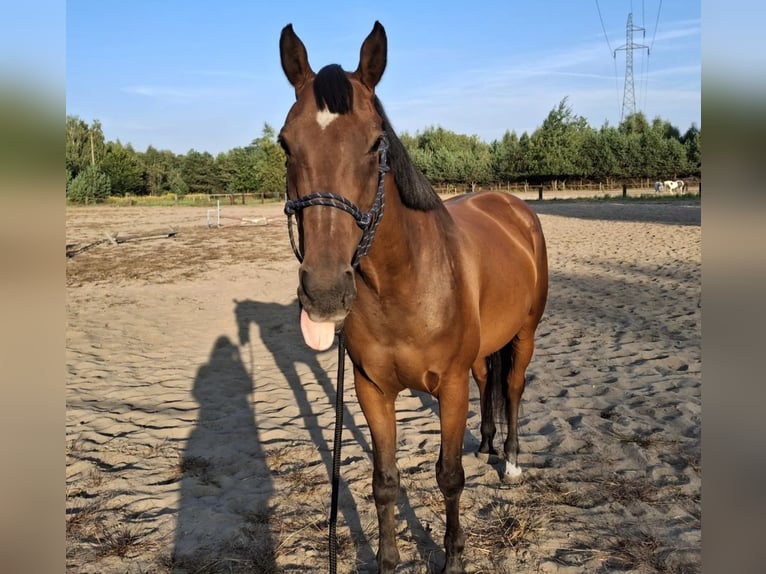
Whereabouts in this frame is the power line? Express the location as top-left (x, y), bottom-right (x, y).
top-left (641, 39), bottom-right (650, 116)
top-left (640, 0), bottom-right (649, 114)
top-left (595, 0), bottom-right (614, 54)
top-left (595, 0), bottom-right (621, 121)
top-left (649, 0), bottom-right (663, 51)
top-left (642, 0), bottom-right (662, 117)
top-left (642, 0), bottom-right (646, 28)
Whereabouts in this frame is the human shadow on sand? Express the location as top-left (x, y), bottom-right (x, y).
top-left (173, 336), bottom-right (277, 571)
top-left (235, 298), bottom-right (442, 571)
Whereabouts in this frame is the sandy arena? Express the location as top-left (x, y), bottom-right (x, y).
top-left (66, 198), bottom-right (701, 573)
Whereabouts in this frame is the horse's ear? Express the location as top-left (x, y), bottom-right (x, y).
top-left (356, 21), bottom-right (387, 90)
top-left (280, 24), bottom-right (315, 94)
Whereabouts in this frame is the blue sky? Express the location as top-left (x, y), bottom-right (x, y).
top-left (66, 1), bottom-right (700, 156)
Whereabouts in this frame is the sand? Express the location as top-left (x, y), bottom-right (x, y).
top-left (66, 197), bottom-right (701, 573)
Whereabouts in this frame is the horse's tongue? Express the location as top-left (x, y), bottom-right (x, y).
top-left (300, 308), bottom-right (336, 351)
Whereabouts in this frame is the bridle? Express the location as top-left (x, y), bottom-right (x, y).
top-left (283, 132), bottom-right (390, 268)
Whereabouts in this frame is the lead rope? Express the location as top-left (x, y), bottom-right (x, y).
top-left (329, 330), bottom-right (346, 574)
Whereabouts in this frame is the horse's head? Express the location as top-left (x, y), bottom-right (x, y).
top-left (279, 22), bottom-right (388, 350)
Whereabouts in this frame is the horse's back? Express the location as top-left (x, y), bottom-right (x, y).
top-left (446, 191), bottom-right (542, 242)
top-left (445, 192), bottom-right (546, 271)
top-left (445, 191), bottom-right (548, 354)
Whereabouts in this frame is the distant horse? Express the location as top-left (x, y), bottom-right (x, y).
top-left (654, 181), bottom-right (664, 193)
top-left (279, 21), bottom-right (548, 574)
top-left (663, 180), bottom-right (687, 194)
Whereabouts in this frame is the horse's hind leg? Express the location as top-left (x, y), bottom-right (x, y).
top-left (471, 356), bottom-right (497, 457)
top-left (354, 369), bottom-right (400, 573)
top-left (503, 332), bottom-right (535, 479)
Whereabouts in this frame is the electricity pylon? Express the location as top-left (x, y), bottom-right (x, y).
top-left (614, 12), bottom-right (649, 122)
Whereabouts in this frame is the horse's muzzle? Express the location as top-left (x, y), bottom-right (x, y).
top-left (298, 263), bottom-right (357, 323)
top-left (296, 264), bottom-right (356, 350)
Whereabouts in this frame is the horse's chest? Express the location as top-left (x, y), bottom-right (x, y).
top-left (346, 325), bottom-right (473, 396)
top-left (345, 278), bottom-right (475, 393)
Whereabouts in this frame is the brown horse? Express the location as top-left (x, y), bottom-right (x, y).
top-left (279, 21), bottom-right (548, 574)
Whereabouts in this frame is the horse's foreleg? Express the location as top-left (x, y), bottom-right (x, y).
top-left (504, 335), bottom-right (535, 479)
top-left (354, 370), bottom-right (400, 574)
top-left (436, 378), bottom-right (468, 574)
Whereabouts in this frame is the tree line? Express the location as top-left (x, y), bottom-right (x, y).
top-left (65, 98), bottom-right (700, 204)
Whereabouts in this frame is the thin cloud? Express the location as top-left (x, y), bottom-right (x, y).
top-left (123, 85), bottom-right (199, 101)
top-left (122, 84), bottom-right (252, 103)
top-left (186, 69), bottom-right (264, 81)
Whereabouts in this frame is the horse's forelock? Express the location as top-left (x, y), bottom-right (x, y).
top-left (313, 64), bottom-right (353, 114)
top-left (310, 67), bottom-right (441, 212)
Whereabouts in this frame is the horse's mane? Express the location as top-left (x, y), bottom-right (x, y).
top-left (373, 97), bottom-right (442, 211)
top-left (313, 64), bottom-right (441, 211)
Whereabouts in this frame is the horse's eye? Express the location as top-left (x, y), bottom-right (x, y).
top-left (368, 137), bottom-right (383, 154)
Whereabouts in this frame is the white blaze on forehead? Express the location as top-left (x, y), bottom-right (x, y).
top-left (316, 108), bottom-right (339, 129)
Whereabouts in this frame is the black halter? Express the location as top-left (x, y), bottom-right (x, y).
top-left (284, 133), bottom-right (390, 268)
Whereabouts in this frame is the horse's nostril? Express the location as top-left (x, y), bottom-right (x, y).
top-left (298, 267), bottom-right (314, 302)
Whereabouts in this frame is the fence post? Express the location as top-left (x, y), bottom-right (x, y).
top-left (622, 183), bottom-right (627, 198)
top-left (538, 185), bottom-right (543, 200)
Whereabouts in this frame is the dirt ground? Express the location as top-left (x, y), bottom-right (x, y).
top-left (66, 197), bottom-right (701, 573)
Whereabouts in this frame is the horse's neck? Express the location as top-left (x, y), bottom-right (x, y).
top-left (357, 186), bottom-right (453, 297)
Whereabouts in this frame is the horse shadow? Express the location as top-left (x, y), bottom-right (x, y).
top-left (234, 298), bottom-right (442, 571)
top-left (173, 335), bottom-right (276, 571)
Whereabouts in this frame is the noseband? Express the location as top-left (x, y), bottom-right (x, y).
top-left (284, 133), bottom-right (390, 268)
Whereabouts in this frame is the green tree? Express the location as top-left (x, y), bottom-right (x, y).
top-left (616, 112), bottom-right (651, 178)
top-left (141, 146), bottom-right (180, 196)
top-left (411, 126), bottom-right (492, 185)
top-left (181, 150), bottom-right (219, 195)
top-left (528, 97), bottom-right (591, 184)
top-left (491, 130), bottom-right (521, 182)
top-left (221, 146), bottom-right (259, 194)
top-left (407, 147), bottom-right (434, 180)
top-left (66, 164), bottom-right (111, 204)
top-left (516, 133), bottom-right (533, 180)
top-left (682, 124), bottom-right (701, 176)
top-left (66, 116), bottom-right (106, 178)
top-left (168, 169), bottom-right (189, 196)
top-left (588, 124), bottom-right (622, 182)
top-left (659, 137), bottom-right (687, 178)
top-left (101, 142), bottom-right (146, 196)
top-left (250, 123), bottom-right (286, 196)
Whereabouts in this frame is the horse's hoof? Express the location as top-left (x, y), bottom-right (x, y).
top-left (501, 461), bottom-right (523, 484)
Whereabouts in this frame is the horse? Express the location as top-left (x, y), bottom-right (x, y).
top-left (278, 21), bottom-right (548, 574)
top-left (654, 181), bottom-right (664, 193)
top-left (663, 179), bottom-right (687, 195)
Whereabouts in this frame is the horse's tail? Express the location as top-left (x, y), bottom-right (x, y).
top-left (484, 340), bottom-right (515, 444)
